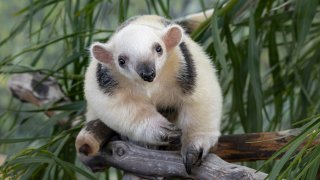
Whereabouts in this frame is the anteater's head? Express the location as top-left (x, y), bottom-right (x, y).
top-left (90, 24), bottom-right (183, 83)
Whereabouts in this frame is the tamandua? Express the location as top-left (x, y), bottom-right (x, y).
top-left (84, 15), bottom-right (223, 174)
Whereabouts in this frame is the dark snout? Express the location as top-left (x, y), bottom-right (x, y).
top-left (140, 70), bottom-right (155, 82)
top-left (136, 62), bottom-right (156, 82)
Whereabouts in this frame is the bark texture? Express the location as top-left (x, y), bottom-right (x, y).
top-left (79, 140), bottom-right (267, 179)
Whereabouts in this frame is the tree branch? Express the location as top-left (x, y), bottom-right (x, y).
top-left (75, 120), bottom-right (267, 179)
top-left (79, 140), bottom-right (267, 179)
top-left (215, 129), bottom-right (320, 162)
top-left (76, 120), bottom-right (320, 162)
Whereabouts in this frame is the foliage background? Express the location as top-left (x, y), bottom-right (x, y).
top-left (0, 0), bottom-right (320, 179)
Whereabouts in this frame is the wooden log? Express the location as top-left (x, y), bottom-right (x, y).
top-left (79, 140), bottom-right (267, 179)
top-left (75, 119), bottom-right (320, 163)
top-left (215, 129), bottom-right (320, 162)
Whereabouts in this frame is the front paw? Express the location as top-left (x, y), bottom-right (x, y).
top-left (182, 144), bottom-right (203, 174)
top-left (181, 136), bottom-right (219, 174)
top-left (159, 123), bottom-right (182, 145)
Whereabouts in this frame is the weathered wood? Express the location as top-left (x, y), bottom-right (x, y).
top-left (76, 119), bottom-right (320, 163)
top-left (215, 129), bottom-right (320, 162)
top-left (79, 140), bottom-right (267, 180)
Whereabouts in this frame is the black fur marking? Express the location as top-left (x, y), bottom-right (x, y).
top-left (157, 106), bottom-right (179, 122)
top-left (85, 119), bottom-right (119, 145)
top-left (96, 63), bottom-right (119, 94)
top-left (175, 20), bottom-right (193, 34)
top-left (31, 79), bottom-right (49, 98)
top-left (116, 16), bottom-right (140, 32)
top-left (177, 42), bottom-right (197, 94)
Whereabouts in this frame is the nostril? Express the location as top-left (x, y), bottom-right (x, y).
top-left (146, 70), bottom-right (155, 78)
top-left (150, 70), bottom-right (155, 77)
top-left (140, 72), bottom-right (147, 79)
top-left (141, 71), bottom-right (154, 78)
top-left (139, 69), bottom-right (156, 82)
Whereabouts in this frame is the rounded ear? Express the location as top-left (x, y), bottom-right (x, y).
top-left (162, 25), bottom-right (183, 50)
top-left (90, 42), bottom-right (113, 64)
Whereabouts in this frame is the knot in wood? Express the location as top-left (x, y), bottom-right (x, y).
top-left (116, 146), bottom-right (125, 156)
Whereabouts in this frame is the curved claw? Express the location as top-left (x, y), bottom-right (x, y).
top-left (183, 146), bottom-right (203, 174)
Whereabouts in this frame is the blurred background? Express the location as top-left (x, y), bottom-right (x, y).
top-left (0, 0), bottom-right (320, 179)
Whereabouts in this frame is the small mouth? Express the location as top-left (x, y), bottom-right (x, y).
top-left (141, 76), bottom-right (155, 82)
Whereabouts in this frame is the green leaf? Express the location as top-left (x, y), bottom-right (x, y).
top-left (246, 8), bottom-right (263, 132)
top-left (0, 137), bottom-right (50, 144)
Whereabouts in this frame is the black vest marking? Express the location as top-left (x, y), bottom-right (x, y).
top-left (96, 63), bottom-right (119, 94)
top-left (157, 106), bottom-right (179, 122)
top-left (177, 42), bottom-right (197, 94)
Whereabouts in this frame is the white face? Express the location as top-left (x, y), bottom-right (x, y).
top-left (111, 25), bottom-right (168, 83)
top-left (90, 23), bottom-right (183, 84)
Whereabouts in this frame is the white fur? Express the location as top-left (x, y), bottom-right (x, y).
top-left (84, 15), bottom-right (222, 154)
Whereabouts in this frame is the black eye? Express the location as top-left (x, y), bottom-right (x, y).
top-left (118, 56), bottom-right (126, 66)
top-left (155, 44), bottom-right (162, 54)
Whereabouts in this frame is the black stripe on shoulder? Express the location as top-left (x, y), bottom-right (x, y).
top-left (96, 63), bottom-right (119, 95)
top-left (177, 42), bottom-right (197, 94)
top-left (116, 16), bottom-right (140, 32)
